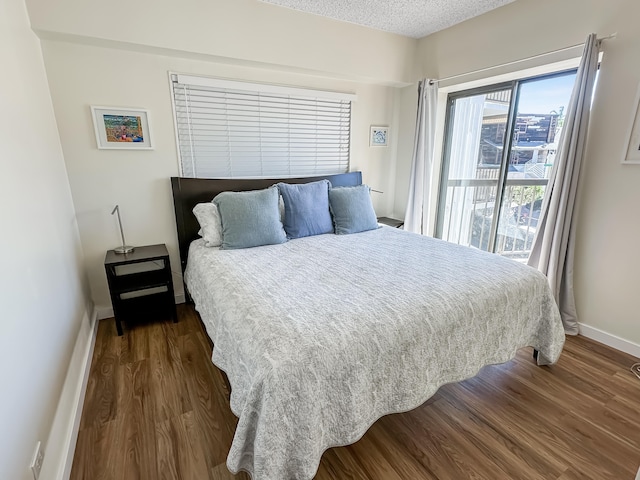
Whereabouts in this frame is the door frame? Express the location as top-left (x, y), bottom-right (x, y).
top-left (434, 69), bottom-right (578, 252)
top-left (434, 81), bottom-right (514, 242)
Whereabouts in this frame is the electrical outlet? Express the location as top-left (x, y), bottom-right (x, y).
top-left (30, 441), bottom-right (44, 480)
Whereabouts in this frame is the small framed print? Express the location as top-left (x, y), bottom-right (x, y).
top-left (91, 106), bottom-right (153, 150)
top-left (623, 84), bottom-right (640, 164)
top-left (370, 126), bottom-right (389, 147)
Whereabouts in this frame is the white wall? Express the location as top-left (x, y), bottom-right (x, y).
top-left (0, 0), bottom-right (92, 479)
top-left (41, 39), bottom-right (402, 314)
top-left (394, 0), bottom-right (640, 346)
top-left (26, 0), bottom-right (416, 87)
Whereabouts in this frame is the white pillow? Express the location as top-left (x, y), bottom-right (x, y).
top-left (193, 202), bottom-right (222, 247)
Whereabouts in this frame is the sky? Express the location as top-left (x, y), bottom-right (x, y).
top-left (517, 72), bottom-right (577, 115)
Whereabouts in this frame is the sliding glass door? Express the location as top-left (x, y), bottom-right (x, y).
top-left (436, 71), bottom-right (576, 260)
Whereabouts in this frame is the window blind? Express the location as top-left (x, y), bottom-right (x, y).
top-left (171, 74), bottom-right (354, 178)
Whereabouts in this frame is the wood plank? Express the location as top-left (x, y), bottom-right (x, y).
top-left (604, 394), bottom-right (640, 431)
top-left (148, 322), bottom-right (192, 423)
top-left (506, 355), bottom-right (611, 409)
top-left (445, 371), bottom-right (635, 479)
top-left (579, 400), bottom-right (640, 449)
top-left (438, 378), bottom-right (616, 480)
top-left (380, 404), bottom-right (479, 480)
top-left (211, 462), bottom-right (250, 480)
top-left (115, 359), bottom-right (157, 480)
top-left (364, 421), bottom-right (437, 479)
top-left (315, 447), bottom-right (369, 480)
top-left (78, 319), bottom-right (118, 431)
top-left (69, 421), bottom-right (117, 480)
top-left (431, 392), bottom-right (560, 480)
top-left (557, 411), bottom-right (637, 477)
top-left (555, 467), bottom-right (591, 480)
top-left (342, 433), bottom-right (404, 480)
top-left (179, 329), bottom-right (238, 469)
top-left (155, 411), bottom-right (210, 480)
top-left (563, 334), bottom-right (640, 368)
top-left (410, 398), bottom-right (516, 480)
top-left (126, 320), bottom-right (151, 364)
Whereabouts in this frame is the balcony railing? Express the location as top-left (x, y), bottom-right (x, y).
top-left (441, 176), bottom-right (548, 261)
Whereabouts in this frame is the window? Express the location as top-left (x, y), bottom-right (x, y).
top-left (170, 74), bottom-right (355, 178)
top-left (436, 70), bottom-right (577, 260)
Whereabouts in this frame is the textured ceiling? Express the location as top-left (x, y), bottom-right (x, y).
top-left (259, 0), bottom-right (517, 38)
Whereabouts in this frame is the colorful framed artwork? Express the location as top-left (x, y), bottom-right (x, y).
top-left (370, 126), bottom-right (389, 147)
top-left (623, 83), bottom-right (640, 164)
top-left (91, 106), bottom-right (153, 150)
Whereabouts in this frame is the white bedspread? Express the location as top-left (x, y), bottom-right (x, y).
top-left (185, 227), bottom-right (564, 479)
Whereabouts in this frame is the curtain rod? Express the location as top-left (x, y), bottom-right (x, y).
top-left (429, 33), bottom-right (616, 85)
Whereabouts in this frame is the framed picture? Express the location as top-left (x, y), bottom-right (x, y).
top-left (370, 126), bottom-right (389, 147)
top-left (623, 84), bottom-right (640, 164)
top-left (91, 106), bottom-right (153, 150)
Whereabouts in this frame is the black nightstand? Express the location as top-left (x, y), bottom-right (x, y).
top-left (377, 216), bottom-right (404, 229)
top-left (104, 244), bottom-right (177, 335)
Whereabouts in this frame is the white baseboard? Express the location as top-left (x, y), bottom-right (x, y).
top-left (59, 307), bottom-right (99, 479)
top-left (96, 293), bottom-right (186, 320)
top-left (578, 322), bottom-right (640, 359)
top-left (39, 306), bottom-right (99, 480)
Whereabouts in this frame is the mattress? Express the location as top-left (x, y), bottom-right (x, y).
top-left (184, 226), bottom-right (565, 479)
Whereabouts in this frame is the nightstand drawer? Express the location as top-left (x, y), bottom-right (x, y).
top-left (114, 260), bottom-right (164, 276)
top-left (107, 267), bottom-right (170, 294)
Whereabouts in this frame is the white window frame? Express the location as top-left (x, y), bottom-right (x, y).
top-left (426, 56), bottom-right (585, 236)
top-left (169, 73), bottom-right (357, 179)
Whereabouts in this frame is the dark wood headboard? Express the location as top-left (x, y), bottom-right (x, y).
top-left (170, 171), bottom-right (363, 273)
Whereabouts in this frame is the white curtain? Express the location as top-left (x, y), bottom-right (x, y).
top-left (404, 80), bottom-right (438, 234)
top-left (445, 95), bottom-right (485, 245)
top-left (527, 33), bottom-right (600, 334)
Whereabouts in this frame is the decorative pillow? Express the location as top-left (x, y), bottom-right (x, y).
top-left (277, 180), bottom-right (334, 239)
top-left (329, 185), bottom-right (379, 235)
top-left (213, 186), bottom-right (287, 249)
top-left (192, 202), bottom-right (222, 247)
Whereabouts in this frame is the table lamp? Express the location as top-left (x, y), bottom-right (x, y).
top-left (111, 205), bottom-right (134, 254)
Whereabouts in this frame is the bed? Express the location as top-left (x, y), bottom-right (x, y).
top-left (170, 172), bottom-right (565, 480)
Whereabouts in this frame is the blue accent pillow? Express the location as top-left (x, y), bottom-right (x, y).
top-left (213, 186), bottom-right (287, 249)
top-left (277, 180), bottom-right (334, 239)
top-left (329, 185), bottom-right (379, 235)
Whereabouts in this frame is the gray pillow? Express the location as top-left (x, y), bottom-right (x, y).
top-left (213, 186), bottom-right (287, 249)
top-left (329, 185), bottom-right (379, 235)
top-left (277, 180), bottom-right (333, 239)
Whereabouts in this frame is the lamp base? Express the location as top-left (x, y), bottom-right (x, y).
top-left (114, 245), bottom-right (135, 254)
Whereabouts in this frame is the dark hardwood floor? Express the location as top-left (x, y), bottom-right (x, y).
top-left (71, 304), bottom-right (640, 480)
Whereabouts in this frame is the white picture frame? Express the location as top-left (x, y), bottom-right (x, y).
top-left (622, 83), bottom-right (640, 164)
top-left (91, 106), bottom-right (153, 150)
top-left (370, 126), bottom-right (389, 147)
